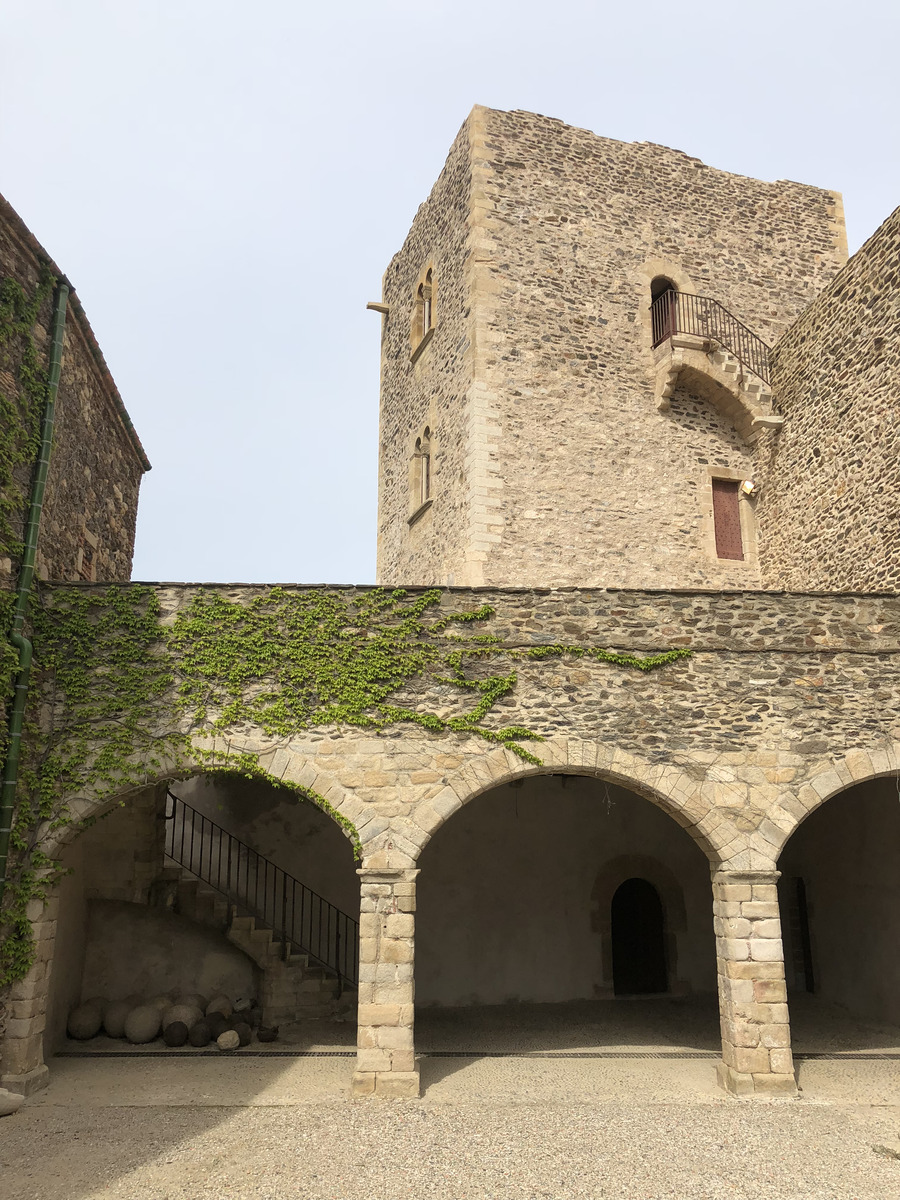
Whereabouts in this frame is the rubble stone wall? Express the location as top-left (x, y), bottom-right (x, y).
top-left (375, 107), bottom-right (847, 591)
top-left (0, 193), bottom-right (148, 587)
top-left (760, 206), bottom-right (900, 592)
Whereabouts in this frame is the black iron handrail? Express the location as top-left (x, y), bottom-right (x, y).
top-left (164, 791), bottom-right (358, 988)
top-left (650, 290), bottom-right (771, 385)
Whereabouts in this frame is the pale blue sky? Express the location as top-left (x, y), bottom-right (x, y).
top-left (3, 0), bottom-right (898, 583)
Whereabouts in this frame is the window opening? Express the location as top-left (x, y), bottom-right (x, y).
top-left (422, 269), bottom-right (433, 335)
top-left (711, 478), bottom-right (744, 560)
top-left (414, 428), bottom-right (431, 508)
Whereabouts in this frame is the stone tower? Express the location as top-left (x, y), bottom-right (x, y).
top-left (374, 106), bottom-right (848, 589)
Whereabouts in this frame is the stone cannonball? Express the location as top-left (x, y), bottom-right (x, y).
top-left (162, 1004), bottom-right (203, 1031)
top-left (217, 1029), bottom-right (240, 1052)
top-left (124, 1005), bottom-right (162, 1044)
top-left (67, 1003), bottom-right (103, 1040)
top-left (207, 1012), bottom-right (229, 1039)
top-left (177, 992), bottom-right (208, 1012)
top-left (163, 1021), bottom-right (189, 1047)
top-left (206, 994), bottom-right (233, 1019)
top-left (231, 1022), bottom-right (252, 1047)
top-left (103, 1000), bottom-right (132, 1039)
top-left (188, 1020), bottom-right (212, 1048)
top-left (257, 1026), bottom-right (278, 1043)
top-left (147, 994), bottom-right (173, 1012)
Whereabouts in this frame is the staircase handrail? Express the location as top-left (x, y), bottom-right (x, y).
top-left (164, 790), bottom-right (359, 987)
top-left (650, 290), bottom-right (772, 385)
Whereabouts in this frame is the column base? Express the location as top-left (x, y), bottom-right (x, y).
top-left (352, 1069), bottom-right (420, 1098)
top-left (1, 1063), bottom-right (50, 1097)
top-left (717, 1060), bottom-right (797, 1098)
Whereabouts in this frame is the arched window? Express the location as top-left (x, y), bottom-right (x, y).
top-left (650, 276), bottom-right (678, 348)
top-left (421, 268), bottom-right (433, 335)
top-left (411, 267), bottom-right (436, 361)
top-left (414, 427), bottom-right (431, 509)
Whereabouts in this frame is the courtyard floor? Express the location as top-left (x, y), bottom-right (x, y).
top-left (4, 996), bottom-right (900, 1198)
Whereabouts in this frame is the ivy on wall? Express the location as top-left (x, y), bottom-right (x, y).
top-left (0, 267), bottom-right (55, 755)
top-left (0, 582), bottom-right (690, 986)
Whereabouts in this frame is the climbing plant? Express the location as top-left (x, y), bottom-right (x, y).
top-left (0, 582), bottom-right (691, 986)
top-left (0, 266), bottom-right (56, 751)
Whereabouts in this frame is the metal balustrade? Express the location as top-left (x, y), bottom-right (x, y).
top-left (165, 790), bottom-right (359, 987)
top-left (650, 290), bottom-right (772, 385)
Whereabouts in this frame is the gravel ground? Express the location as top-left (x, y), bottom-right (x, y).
top-left (3, 1056), bottom-right (900, 1200)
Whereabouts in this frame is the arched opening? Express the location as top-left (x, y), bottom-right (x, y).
top-left (416, 773), bottom-right (717, 1056)
top-left (413, 427), bottom-right (432, 509)
top-left (778, 776), bottom-right (900, 1055)
top-left (611, 878), bottom-right (667, 995)
top-left (650, 275), bottom-right (678, 347)
top-left (40, 771), bottom-right (359, 1071)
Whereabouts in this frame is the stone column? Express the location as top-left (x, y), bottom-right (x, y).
top-left (713, 870), bottom-right (796, 1097)
top-left (0, 890), bottom-right (57, 1095)
top-left (352, 866), bottom-right (419, 1098)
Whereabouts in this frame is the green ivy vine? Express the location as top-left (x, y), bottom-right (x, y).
top-left (0, 266), bottom-right (56, 757)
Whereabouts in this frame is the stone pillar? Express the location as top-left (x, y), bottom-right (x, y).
top-left (713, 870), bottom-right (796, 1097)
top-left (0, 891), bottom-right (57, 1095)
top-left (352, 866), bottom-right (419, 1098)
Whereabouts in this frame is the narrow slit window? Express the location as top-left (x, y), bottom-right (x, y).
top-left (422, 269), bottom-right (433, 334)
top-left (414, 428), bottom-right (431, 510)
top-left (712, 478), bottom-right (743, 560)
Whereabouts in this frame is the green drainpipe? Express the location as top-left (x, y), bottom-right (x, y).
top-left (0, 280), bottom-right (69, 911)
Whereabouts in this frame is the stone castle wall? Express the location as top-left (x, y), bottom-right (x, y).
top-left (375, 106), bottom-right (847, 591)
top-left (759, 205), bottom-right (900, 592)
top-left (34, 581), bottom-right (900, 870)
top-left (11, 580), bottom-right (900, 1099)
top-left (375, 121), bottom-right (475, 586)
top-left (0, 193), bottom-right (148, 587)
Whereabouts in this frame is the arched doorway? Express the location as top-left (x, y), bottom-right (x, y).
top-left (611, 878), bottom-right (667, 995)
top-left (40, 772), bottom-right (360, 1067)
top-left (778, 776), bottom-right (900, 1053)
top-left (650, 275), bottom-right (679, 347)
top-left (415, 772), bottom-right (717, 1057)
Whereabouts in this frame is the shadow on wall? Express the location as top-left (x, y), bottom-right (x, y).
top-left (176, 774), bottom-right (359, 915)
top-left (87, 900), bottom-right (257, 1009)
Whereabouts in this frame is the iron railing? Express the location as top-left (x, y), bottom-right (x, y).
top-left (164, 791), bottom-right (359, 988)
top-left (650, 290), bottom-right (771, 385)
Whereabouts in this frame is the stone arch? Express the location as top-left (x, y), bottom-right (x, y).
top-left (2, 739), bottom-right (362, 1093)
top-left (39, 735), bottom-right (362, 860)
top-left (767, 743), bottom-right (900, 863)
top-left (590, 854), bottom-right (688, 995)
top-left (378, 737), bottom-right (736, 869)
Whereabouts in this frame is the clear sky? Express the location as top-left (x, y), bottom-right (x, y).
top-left (3, 0), bottom-right (898, 584)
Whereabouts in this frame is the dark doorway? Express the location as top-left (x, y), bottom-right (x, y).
top-left (650, 276), bottom-right (678, 347)
top-left (611, 877), bottom-right (668, 994)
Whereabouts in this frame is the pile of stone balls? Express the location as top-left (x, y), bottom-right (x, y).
top-left (67, 992), bottom-right (279, 1050)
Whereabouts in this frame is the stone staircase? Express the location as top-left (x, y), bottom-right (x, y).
top-left (654, 333), bottom-right (784, 441)
top-left (158, 864), bottom-right (353, 1023)
top-left (707, 345), bottom-right (783, 431)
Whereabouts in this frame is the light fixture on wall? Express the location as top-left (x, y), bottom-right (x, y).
top-left (740, 480), bottom-right (758, 497)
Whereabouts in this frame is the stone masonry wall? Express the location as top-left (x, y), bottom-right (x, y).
top-left (37, 581), bottom-right (900, 867)
top-left (0, 193), bottom-right (148, 587)
top-left (11, 579), bottom-right (900, 1097)
top-left (469, 108), bottom-right (846, 591)
top-left (759, 206), bottom-right (900, 591)
top-left (375, 120), bottom-right (476, 586)
top-left (375, 106), bottom-right (847, 591)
